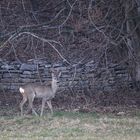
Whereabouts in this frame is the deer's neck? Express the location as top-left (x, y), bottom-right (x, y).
top-left (51, 79), bottom-right (58, 94)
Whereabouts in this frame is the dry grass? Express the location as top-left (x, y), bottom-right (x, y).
top-left (0, 106), bottom-right (140, 140)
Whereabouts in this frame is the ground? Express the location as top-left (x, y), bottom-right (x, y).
top-left (0, 105), bottom-right (140, 140)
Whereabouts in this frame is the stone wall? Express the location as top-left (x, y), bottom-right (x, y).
top-left (0, 59), bottom-right (130, 94)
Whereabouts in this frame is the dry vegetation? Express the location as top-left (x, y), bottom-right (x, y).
top-left (0, 107), bottom-right (140, 140)
top-left (0, 0), bottom-right (140, 100)
top-left (0, 1), bottom-right (140, 139)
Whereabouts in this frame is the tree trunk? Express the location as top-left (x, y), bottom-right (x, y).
top-left (125, 0), bottom-right (140, 90)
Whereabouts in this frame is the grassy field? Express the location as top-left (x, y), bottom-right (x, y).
top-left (0, 107), bottom-right (140, 140)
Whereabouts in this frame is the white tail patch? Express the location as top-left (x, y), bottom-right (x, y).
top-left (19, 87), bottom-right (24, 93)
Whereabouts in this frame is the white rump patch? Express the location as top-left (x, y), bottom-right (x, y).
top-left (19, 87), bottom-right (24, 93)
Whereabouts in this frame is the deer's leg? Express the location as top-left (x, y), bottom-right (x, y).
top-left (27, 94), bottom-right (38, 116)
top-left (40, 98), bottom-right (47, 116)
top-left (20, 96), bottom-right (27, 116)
top-left (47, 100), bottom-right (53, 115)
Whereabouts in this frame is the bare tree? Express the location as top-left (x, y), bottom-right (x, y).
top-left (0, 0), bottom-right (140, 92)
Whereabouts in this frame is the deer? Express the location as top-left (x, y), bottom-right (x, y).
top-left (19, 69), bottom-right (61, 116)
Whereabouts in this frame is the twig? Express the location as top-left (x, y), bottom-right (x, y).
top-left (0, 31), bottom-right (71, 65)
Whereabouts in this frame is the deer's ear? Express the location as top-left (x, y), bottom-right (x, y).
top-left (50, 68), bottom-right (55, 73)
top-left (58, 70), bottom-right (61, 77)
